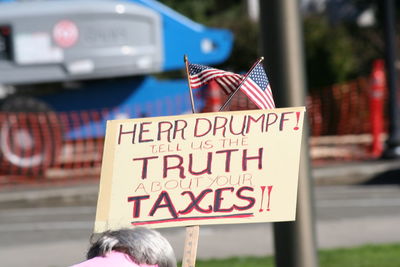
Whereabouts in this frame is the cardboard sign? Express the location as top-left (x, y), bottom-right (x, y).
top-left (94, 107), bottom-right (305, 231)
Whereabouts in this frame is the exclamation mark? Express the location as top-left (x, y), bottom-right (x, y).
top-left (266, 185), bottom-right (273, 211)
top-left (259, 186), bottom-right (266, 212)
top-left (294, 112), bottom-right (300, 130)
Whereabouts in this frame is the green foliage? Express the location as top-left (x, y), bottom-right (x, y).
top-left (303, 4), bottom-right (384, 90)
top-left (159, 0), bottom-right (241, 24)
top-left (304, 15), bottom-right (359, 89)
top-left (191, 243), bottom-right (400, 267)
top-left (196, 256), bottom-right (275, 267)
top-left (158, 0), bottom-right (385, 89)
top-left (158, 0), bottom-right (259, 72)
top-left (319, 243), bottom-right (400, 267)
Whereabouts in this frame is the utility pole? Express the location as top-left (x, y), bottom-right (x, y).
top-left (382, 0), bottom-right (400, 158)
top-left (259, 1), bottom-right (319, 267)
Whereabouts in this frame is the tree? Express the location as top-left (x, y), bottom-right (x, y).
top-left (304, 15), bottom-right (359, 89)
top-left (159, 0), bottom-right (391, 90)
top-left (159, 0), bottom-right (258, 72)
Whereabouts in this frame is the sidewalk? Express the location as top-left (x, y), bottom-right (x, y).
top-left (313, 158), bottom-right (400, 185)
top-left (1, 158), bottom-right (399, 206)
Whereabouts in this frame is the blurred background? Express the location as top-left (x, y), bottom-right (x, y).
top-left (0, 0), bottom-right (399, 267)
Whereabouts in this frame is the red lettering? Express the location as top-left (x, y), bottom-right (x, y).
top-left (280, 112), bottom-right (293, 131)
top-left (163, 155), bottom-right (186, 178)
top-left (242, 148), bottom-right (263, 171)
top-left (265, 113), bottom-right (278, 132)
top-left (214, 187), bottom-right (235, 212)
top-left (133, 156), bottom-right (158, 179)
top-left (215, 149), bottom-right (239, 172)
top-left (157, 121), bottom-right (173, 142)
top-left (173, 120), bottom-right (187, 140)
top-left (149, 191), bottom-right (178, 218)
top-left (246, 114), bottom-right (265, 134)
top-left (194, 118), bottom-right (212, 137)
top-left (127, 195), bottom-right (150, 218)
top-left (230, 115), bottom-right (246, 136)
top-left (139, 122), bottom-right (153, 142)
top-left (188, 152), bottom-right (212, 175)
top-left (213, 116), bottom-right (228, 137)
top-left (118, 123), bottom-right (137, 145)
top-left (179, 189), bottom-right (213, 214)
top-left (234, 186), bottom-right (255, 210)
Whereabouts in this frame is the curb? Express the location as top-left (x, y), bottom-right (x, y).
top-left (0, 182), bottom-right (99, 207)
top-left (313, 159), bottom-right (400, 185)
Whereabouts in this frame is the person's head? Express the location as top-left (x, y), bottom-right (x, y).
top-left (87, 227), bottom-right (176, 267)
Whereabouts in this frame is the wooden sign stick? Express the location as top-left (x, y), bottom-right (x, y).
top-left (182, 55), bottom-right (201, 267)
top-left (181, 225), bottom-right (200, 267)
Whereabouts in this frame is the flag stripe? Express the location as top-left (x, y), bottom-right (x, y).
top-left (216, 75), bottom-right (242, 94)
top-left (190, 71), bottom-right (237, 89)
top-left (242, 80), bottom-right (269, 107)
top-left (241, 83), bottom-right (269, 109)
top-left (215, 79), bottom-right (232, 95)
top-left (246, 80), bottom-right (274, 108)
top-left (241, 78), bottom-right (275, 109)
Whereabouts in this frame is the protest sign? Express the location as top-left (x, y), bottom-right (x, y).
top-left (94, 107), bottom-right (305, 232)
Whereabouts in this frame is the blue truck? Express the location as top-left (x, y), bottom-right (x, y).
top-left (0, 0), bottom-right (233, 172)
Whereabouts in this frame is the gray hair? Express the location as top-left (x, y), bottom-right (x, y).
top-left (87, 227), bottom-right (177, 267)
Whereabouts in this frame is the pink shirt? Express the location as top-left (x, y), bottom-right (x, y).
top-left (70, 251), bottom-right (158, 267)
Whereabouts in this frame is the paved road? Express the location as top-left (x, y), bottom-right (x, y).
top-left (1, 184), bottom-right (400, 267)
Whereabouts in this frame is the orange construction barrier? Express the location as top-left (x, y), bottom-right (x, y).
top-left (202, 80), bottom-right (222, 112)
top-left (369, 59), bottom-right (386, 158)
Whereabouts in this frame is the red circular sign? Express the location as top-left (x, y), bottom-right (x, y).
top-left (53, 20), bottom-right (79, 48)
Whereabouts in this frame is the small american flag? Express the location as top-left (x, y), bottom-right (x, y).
top-left (188, 63), bottom-right (242, 95)
top-left (240, 63), bottom-right (275, 110)
top-left (188, 62), bottom-right (275, 110)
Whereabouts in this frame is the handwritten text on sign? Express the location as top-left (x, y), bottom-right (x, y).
top-left (94, 107), bottom-right (305, 231)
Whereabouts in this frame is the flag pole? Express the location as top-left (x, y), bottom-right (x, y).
top-left (219, 57), bottom-right (264, 111)
top-left (184, 55), bottom-right (196, 114)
